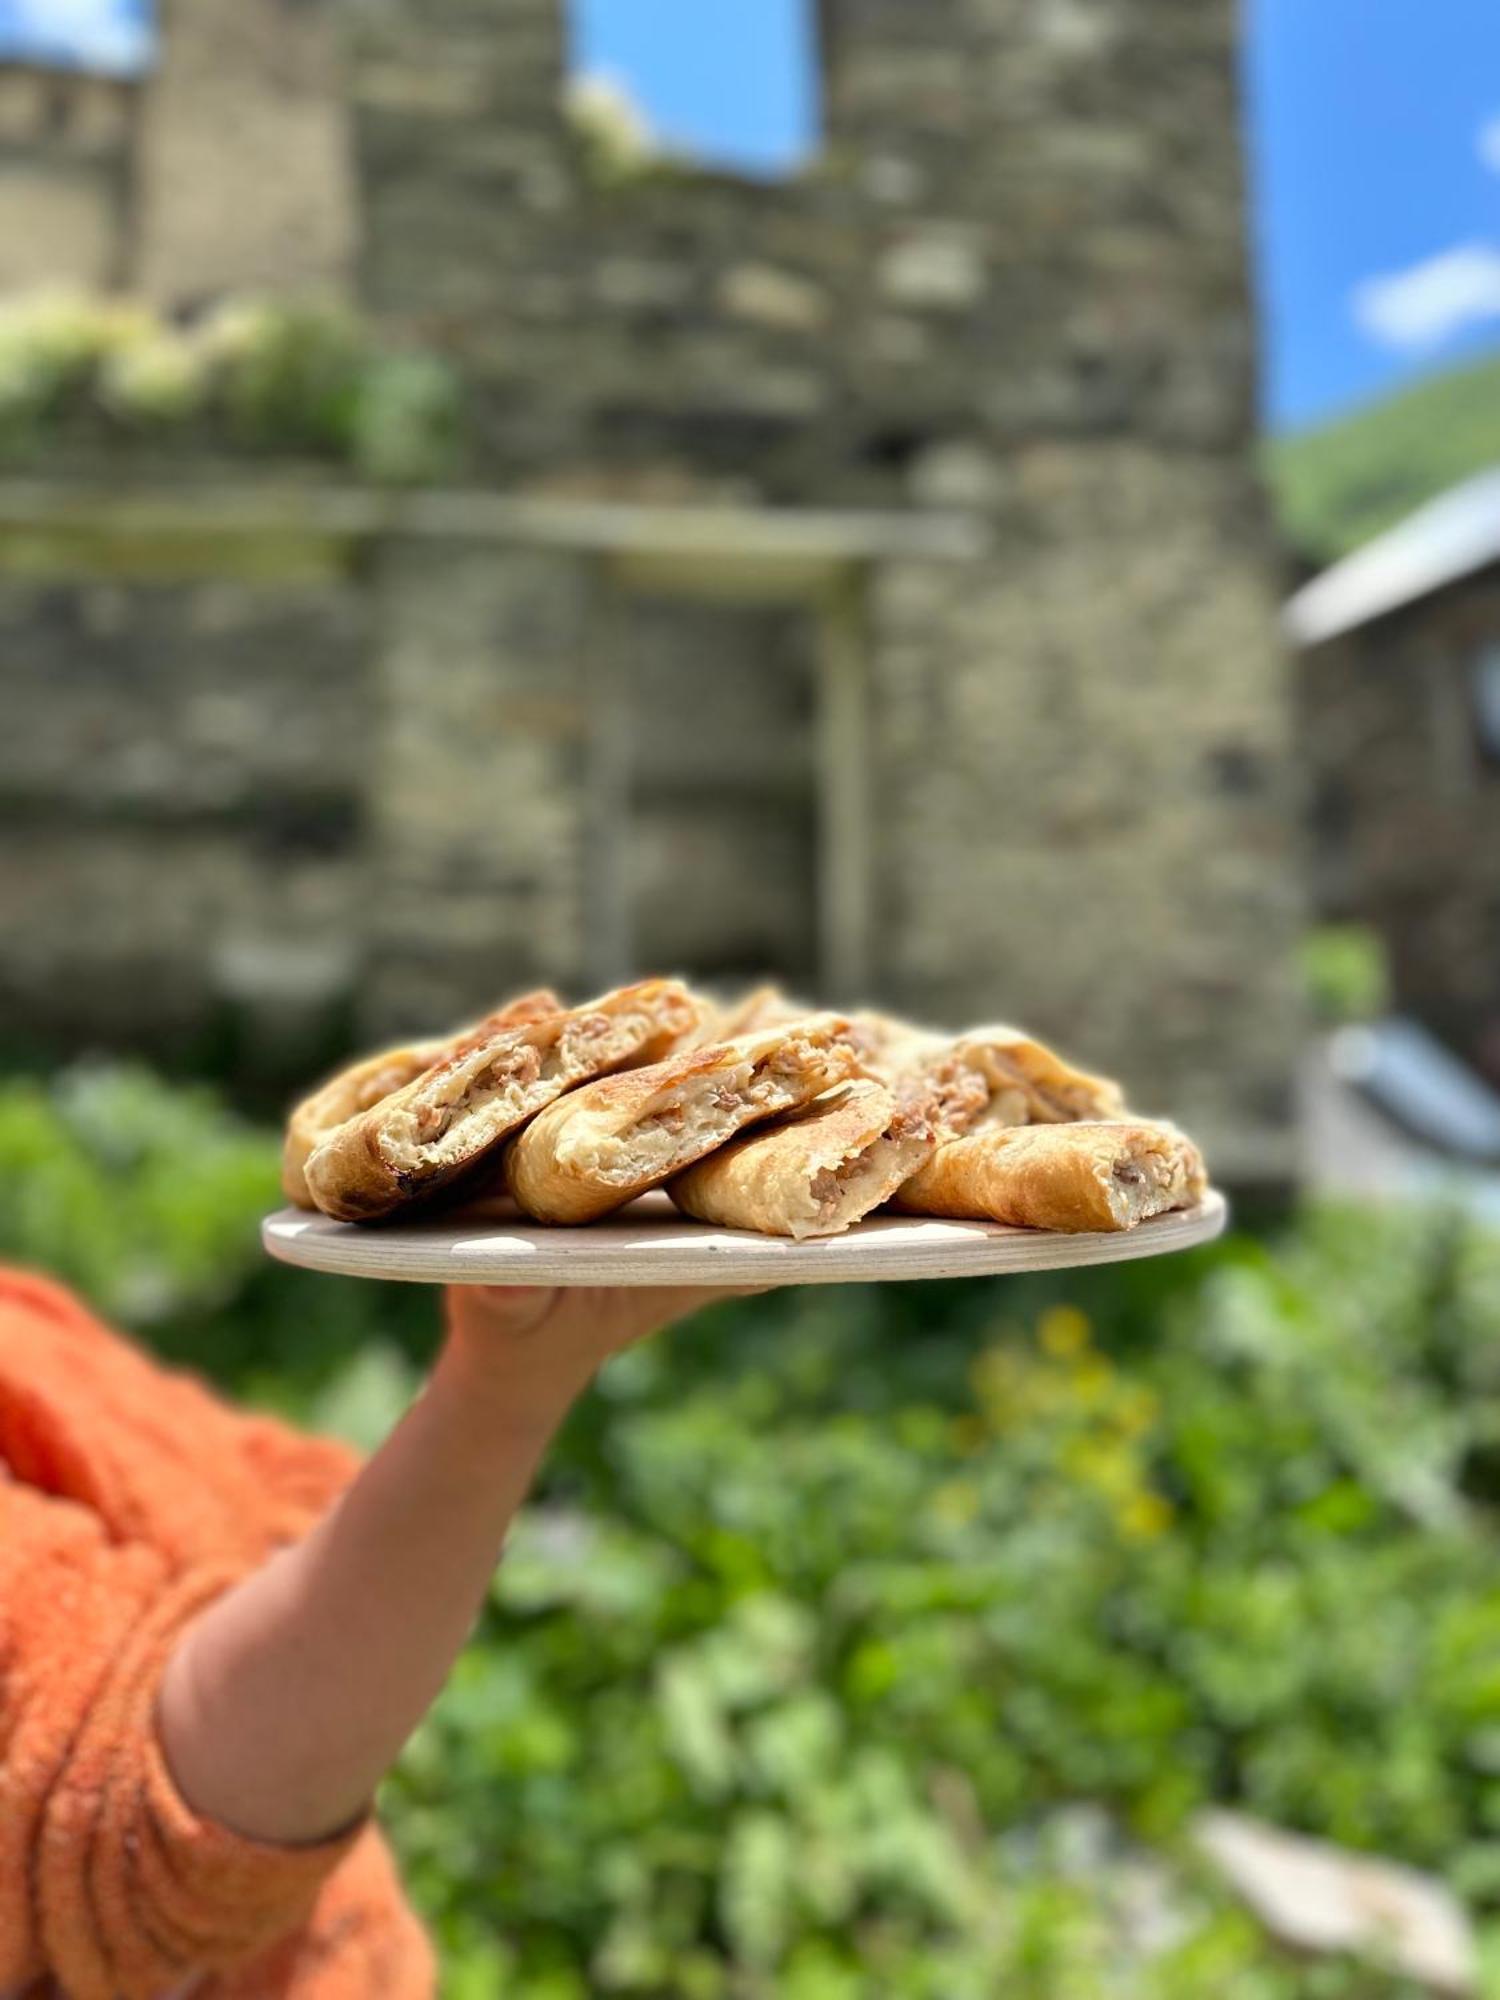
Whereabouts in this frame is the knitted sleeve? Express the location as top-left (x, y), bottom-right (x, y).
top-left (0, 1268), bottom-right (434, 1998)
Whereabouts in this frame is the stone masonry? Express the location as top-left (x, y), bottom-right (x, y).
top-left (0, 0), bottom-right (1299, 1177)
top-left (1301, 568), bottom-right (1500, 1086)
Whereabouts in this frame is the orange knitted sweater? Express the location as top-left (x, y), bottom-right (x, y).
top-left (0, 1267), bottom-right (435, 1999)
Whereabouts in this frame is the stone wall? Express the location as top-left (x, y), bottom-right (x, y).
top-left (350, 0), bottom-right (1254, 502)
top-left (1301, 573), bottom-right (1500, 1085)
top-left (0, 0), bottom-right (355, 307)
top-left (0, 528), bottom-right (827, 1071)
top-left (870, 444), bottom-right (1299, 1173)
top-left (341, 0), bottom-right (1296, 1174)
top-left (0, 68), bottom-right (131, 292)
top-left (0, 0), bottom-right (1299, 1175)
top-left (364, 543), bottom-right (596, 1033)
top-left (360, 546), bottom-right (822, 1035)
top-left (0, 567), bottom-right (370, 1079)
top-left (133, 0), bottom-right (357, 306)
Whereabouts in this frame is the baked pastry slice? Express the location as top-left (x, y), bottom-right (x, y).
top-left (683, 984), bottom-right (812, 1050)
top-left (668, 1076), bottom-right (940, 1239)
top-left (506, 1014), bottom-right (863, 1225)
top-left (894, 1120), bottom-right (1207, 1233)
top-left (303, 979), bottom-right (703, 1223)
top-left (952, 1027), bottom-right (1125, 1125)
top-left (281, 989), bottom-right (560, 1208)
top-left (859, 1013), bottom-right (1125, 1130)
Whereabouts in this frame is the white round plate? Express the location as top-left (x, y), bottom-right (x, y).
top-left (262, 1188), bottom-right (1228, 1288)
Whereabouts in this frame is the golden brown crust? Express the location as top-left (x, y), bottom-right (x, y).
top-left (280, 989), bottom-right (560, 1207)
top-left (858, 1012), bottom-right (1125, 1131)
top-left (506, 1014), bottom-right (863, 1224)
top-left (848, 1008), bottom-right (952, 1075)
top-left (894, 1120), bottom-right (1208, 1232)
top-left (683, 985), bottom-right (813, 1050)
top-left (668, 1077), bottom-right (937, 1238)
top-left (950, 1026), bottom-right (1125, 1126)
top-left (302, 980), bottom-right (704, 1223)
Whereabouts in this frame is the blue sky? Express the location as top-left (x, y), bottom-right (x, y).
top-left (8, 0), bottom-right (1500, 435)
top-left (573, 0), bottom-right (1500, 436)
top-left (567, 0), bottom-right (820, 178)
top-left (1245, 0), bottom-right (1500, 430)
top-left (0, 0), bottom-right (150, 75)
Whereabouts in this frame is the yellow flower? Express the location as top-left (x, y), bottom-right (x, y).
top-left (1063, 1439), bottom-right (1134, 1498)
top-left (930, 1479), bottom-right (981, 1528)
top-left (970, 1343), bottom-right (1027, 1428)
top-left (1118, 1491), bottom-right (1174, 1541)
top-left (1112, 1387), bottom-right (1161, 1440)
top-left (1069, 1355), bottom-right (1115, 1406)
top-left (1038, 1305), bottom-right (1092, 1359)
top-left (950, 1415), bottom-right (988, 1456)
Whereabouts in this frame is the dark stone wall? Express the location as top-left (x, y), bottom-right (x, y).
top-left (347, 0), bottom-right (1256, 502)
top-left (338, 0), bottom-right (1295, 1173)
top-left (0, 68), bottom-right (132, 291)
top-left (1301, 572), bottom-right (1500, 1085)
top-left (0, 574), bottom-right (371, 1076)
top-left (0, 0), bottom-right (1300, 1173)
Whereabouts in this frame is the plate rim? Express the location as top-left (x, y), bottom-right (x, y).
top-left (260, 1188), bottom-right (1229, 1287)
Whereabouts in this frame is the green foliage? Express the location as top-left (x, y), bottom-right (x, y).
top-left (1300, 925), bottom-right (1391, 1025)
top-left (1267, 350), bottom-right (1500, 562)
top-left (386, 1214), bottom-right (1500, 1992)
top-left (0, 1062), bottom-right (279, 1325)
top-left (0, 1061), bottom-right (432, 1399)
top-left (0, 290), bottom-right (461, 482)
top-left (5, 1064), bottom-right (1500, 1994)
top-left (219, 302), bottom-right (369, 456)
top-left (351, 350), bottom-right (464, 484)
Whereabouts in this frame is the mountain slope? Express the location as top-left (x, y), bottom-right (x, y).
top-left (1267, 351), bottom-right (1500, 563)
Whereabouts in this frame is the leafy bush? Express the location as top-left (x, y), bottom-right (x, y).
top-left (1299, 925), bottom-right (1391, 1025)
top-left (4, 1064), bottom-right (1500, 1994)
top-left (0, 1061), bottom-right (432, 1402)
top-left (0, 290), bottom-right (461, 482)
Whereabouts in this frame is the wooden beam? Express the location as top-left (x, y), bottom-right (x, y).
top-left (0, 479), bottom-right (986, 590)
top-left (816, 569), bottom-right (874, 998)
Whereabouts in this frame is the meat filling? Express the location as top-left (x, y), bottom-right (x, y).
top-left (800, 1110), bottom-right (934, 1235)
top-left (591, 1063), bottom-right (761, 1184)
top-left (588, 1036), bottom-right (851, 1187)
top-left (389, 1012), bottom-right (625, 1164)
top-left (1104, 1146), bottom-right (1184, 1227)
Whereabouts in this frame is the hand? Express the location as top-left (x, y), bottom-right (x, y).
top-left (442, 1282), bottom-right (765, 1402)
top-left (162, 1279), bottom-right (770, 1847)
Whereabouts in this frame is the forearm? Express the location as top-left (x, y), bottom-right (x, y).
top-left (158, 1322), bottom-right (591, 1845)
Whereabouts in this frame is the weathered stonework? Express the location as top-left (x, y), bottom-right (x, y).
top-left (1300, 569), bottom-right (1500, 1087)
top-left (0, 0), bottom-right (1298, 1175)
top-left (364, 544), bottom-right (596, 1031)
top-left (0, 573), bottom-right (370, 1076)
top-left (0, 69), bottom-right (131, 290)
top-left (869, 445), bottom-right (1299, 1174)
top-left (346, 0), bottom-right (1256, 499)
top-left (132, 0), bottom-right (357, 306)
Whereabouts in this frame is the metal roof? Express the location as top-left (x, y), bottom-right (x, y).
top-left (1328, 1016), bottom-right (1500, 1164)
top-left (1283, 467), bottom-right (1500, 648)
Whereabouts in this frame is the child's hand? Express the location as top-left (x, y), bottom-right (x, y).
top-left (443, 1282), bottom-right (764, 1395)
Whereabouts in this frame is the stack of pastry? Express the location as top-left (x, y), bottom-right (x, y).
top-left (282, 979), bottom-right (1208, 1239)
